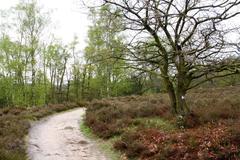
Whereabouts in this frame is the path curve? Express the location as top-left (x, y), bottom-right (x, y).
top-left (27, 108), bottom-right (109, 160)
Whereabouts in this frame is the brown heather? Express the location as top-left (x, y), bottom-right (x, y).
top-left (85, 86), bottom-right (240, 160)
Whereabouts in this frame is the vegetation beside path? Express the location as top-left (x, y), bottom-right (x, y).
top-left (84, 86), bottom-right (240, 160)
top-left (1, 86), bottom-right (239, 160)
top-left (0, 102), bottom-right (85, 160)
top-left (80, 122), bottom-right (122, 160)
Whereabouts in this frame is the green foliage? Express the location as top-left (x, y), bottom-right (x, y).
top-left (83, 5), bottom-right (134, 99)
top-left (0, 77), bottom-right (13, 107)
top-left (80, 122), bottom-right (94, 138)
top-left (0, 0), bottom-right (239, 109)
top-left (134, 118), bottom-right (176, 132)
top-left (0, 0), bottom-right (50, 107)
top-left (0, 0), bottom-right (170, 107)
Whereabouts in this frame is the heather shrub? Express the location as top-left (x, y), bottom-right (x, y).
top-left (85, 96), bottom-right (171, 138)
top-left (114, 130), bottom-right (147, 158)
top-left (85, 86), bottom-right (240, 159)
top-left (0, 103), bottom-right (80, 160)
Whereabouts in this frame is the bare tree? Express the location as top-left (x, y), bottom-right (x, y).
top-left (101, 0), bottom-right (240, 115)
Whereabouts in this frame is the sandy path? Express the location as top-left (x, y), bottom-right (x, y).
top-left (27, 108), bottom-right (109, 160)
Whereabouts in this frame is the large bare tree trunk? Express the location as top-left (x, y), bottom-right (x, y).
top-left (163, 77), bottom-right (177, 114)
top-left (176, 87), bottom-right (189, 115)
top-left (161, 61), bottom-right (177, 114)
top-left (174, 51), bottom-right (190, 115)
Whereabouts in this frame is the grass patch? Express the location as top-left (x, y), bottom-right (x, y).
top-left (80, 121), bottom-right (122, 160)
top-left (133, 117), bottom-right (176, 132)
top-left (98, 138), bottom-right (122, 160)
top-left (80, 121), bottom-right (95, 138)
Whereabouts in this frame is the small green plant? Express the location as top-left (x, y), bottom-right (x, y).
top-left (79, 122), bottom-right (94, 138)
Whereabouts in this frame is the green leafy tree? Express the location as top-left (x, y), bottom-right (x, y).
top-left (84, 5), bottom-right (127, 98)
top-left (14, 0), bottom-right (48, 105)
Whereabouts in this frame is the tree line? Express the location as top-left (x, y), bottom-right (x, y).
top-left (0, 1), bottom-right (157, 107)
top-left (0, 0), bottom-right (240, 113)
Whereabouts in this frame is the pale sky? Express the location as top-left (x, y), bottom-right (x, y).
top-left (0, 0), bottom-right (90, 51)
top-left (0, 0), bottom-right (240, 50)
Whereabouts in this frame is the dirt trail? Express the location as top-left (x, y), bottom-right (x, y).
top-left (27, 108), bottom-right (109, 160)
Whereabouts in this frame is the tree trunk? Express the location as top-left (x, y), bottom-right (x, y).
top-left (74, 74), bottom-right (79, 100)
top-left (30, 49), bottom-right (36, 106)
top-left (43, 51), bottom-right (48, 105)
top-left (176, 87), bottom-right (189, 115)
top-left (66, 80), bottom-right (70, 101)
top-left (161, 59), bottom-right (177, 114)
top-left (164, 78), bottom-right (177, 114)
top-left (81, 66), bottom-right (87, 100)
top-left (59, 57), bottom-right (67, 102)
top-left (176, 51), bottom-right (190, 115)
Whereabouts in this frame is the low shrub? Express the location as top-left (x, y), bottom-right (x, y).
top-left (85, 96), bottom-right (171, 138)
top-left (114, 130), bottom-right (147, 158)
top-left (85, 86), bottom-right (240, 159)
top-left (76, 100), bottom-right (89, 107)
top-left (114, 124), bottom-right (240, 160)
top-left (188, 86), bottom-right (240, 123)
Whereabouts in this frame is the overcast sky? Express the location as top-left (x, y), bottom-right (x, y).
top-left (0, 0), bottom-right (90, 51)
top-left (1, 0), bottom-right (240, 51)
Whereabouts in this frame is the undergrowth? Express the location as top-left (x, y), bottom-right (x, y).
top-left (0, 102), bottom-right (84, 160)
top-left (85, 86), bottom-right (240, 160)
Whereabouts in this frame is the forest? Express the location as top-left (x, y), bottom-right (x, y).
top-left (0, 1), bottom-right (239, 108)
top-left (0, 1), bottom-right (164, 107)
top-left (0, 0), bottom-right (240, 160)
